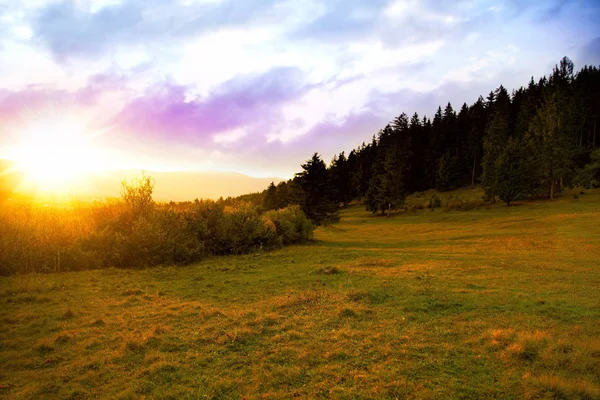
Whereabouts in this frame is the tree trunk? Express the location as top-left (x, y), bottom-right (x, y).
top-left (550, 179), bottom-right (554, 201)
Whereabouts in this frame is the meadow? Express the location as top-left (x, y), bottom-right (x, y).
top-left (1, 187), bottom-right (599, 399)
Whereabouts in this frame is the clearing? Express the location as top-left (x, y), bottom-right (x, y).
top-left (1, 187), bottom-right (599, 399)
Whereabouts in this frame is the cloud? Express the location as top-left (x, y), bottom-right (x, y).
top-left (110, 66), bottom-right (311, 145)
top-left (31, 0), bottom-right (273, 60)
top-left (290, 0), bottom-right (387, 42)
top-left (2, 0), bottom-right (599, 179)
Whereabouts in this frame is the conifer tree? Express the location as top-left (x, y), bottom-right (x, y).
top-left (263, 182), bottom-right (278, 211)
top-left (329, 152), bottom-right (352, 206)
top-left (528, 89), bottom-right (576, 199)
top-left (436, 150), bottom-right (460, 192)
top-left (481, 111), bottom-right (509, 202)
top-left (496, 137), bottom-right (531, 206)
top-left (295, 153), bottom-right (339, 225)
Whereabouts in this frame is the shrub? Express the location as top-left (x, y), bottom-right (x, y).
top-left (428, 194), bottom-right (442, 209)
top-left (0, 175), bottom-right (314, 275)
top-left (263, 205), bottom-right (313, 246)
top-left (447, 198), bottom-right (484, 211)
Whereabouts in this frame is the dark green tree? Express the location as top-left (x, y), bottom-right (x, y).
top-left (481, 111), bottom-right (509, 202)
top-left (576, 149), bottom-right (600, 188)
top-left (528, 88), bottom-right (576, 199)
top-left (436, 150), bottom-right (460, 192)
top-left (263, 182), bottom-right (278, 211)
top-left (329, 152), bottom-right (352, 206)
top-left (295, 153), bottom-right (339, 225)
top-left (496, 137), bottom-right (532, 206)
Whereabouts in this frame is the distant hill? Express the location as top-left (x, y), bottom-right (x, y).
top-left (5, 165), bottom-right (282, 202)
top-left (89, 170), bottom-right (283, 201)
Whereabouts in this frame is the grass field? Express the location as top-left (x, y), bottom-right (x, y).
top-left (1, 187), bottom-right (599, 399)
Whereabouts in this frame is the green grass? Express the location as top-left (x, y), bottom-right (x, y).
top-left (1, 187), bottom-right (599, 399)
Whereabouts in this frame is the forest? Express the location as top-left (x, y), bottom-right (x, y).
top-left (258, 57), bottom-right (600, 222)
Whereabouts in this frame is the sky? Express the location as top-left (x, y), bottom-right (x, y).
top-left (0, 0), bottom-right (599, 179)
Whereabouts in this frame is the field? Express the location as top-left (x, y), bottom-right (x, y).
top-left (1, 188), bottom-right (599, 399)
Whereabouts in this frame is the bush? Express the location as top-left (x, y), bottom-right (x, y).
top-left (408, 204), bottom-right (425, 213)
top-left (263, 205), bottom-right (313, 246)
top-left (0, 175), bottom-right (314, 275)
top-left (428, 194), bottom-right (442, 209)
top-left (446, 198), bottom-right (484, 211)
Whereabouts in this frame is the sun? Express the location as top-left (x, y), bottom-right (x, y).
top-left (8, 116), bottom-right (107, 195)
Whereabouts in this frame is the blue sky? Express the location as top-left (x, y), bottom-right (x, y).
top-left (0, 0), bottom-right (599, 178)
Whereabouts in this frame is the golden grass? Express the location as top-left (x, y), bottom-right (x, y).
top-left (0, 187), bottom-right (599, 398)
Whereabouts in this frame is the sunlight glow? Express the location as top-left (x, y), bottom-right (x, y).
top-left (8, 115), bottom-right (107, 195)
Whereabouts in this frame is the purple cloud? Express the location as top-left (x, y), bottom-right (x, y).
top-left (111, 66), bottom-right (311, 144)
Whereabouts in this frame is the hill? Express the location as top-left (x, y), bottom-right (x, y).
top-left (1, 187), bottom-right (598, 398)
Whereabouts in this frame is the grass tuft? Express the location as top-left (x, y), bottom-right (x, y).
top-left (508, 331), bottom-right (549, 361)
top-left (91, 318), bottom-right (106, 327)
top-left (61, 308), bottom-right (74, 320)
top-left (533, 374), bottom-right (600, 400)
top-left (338, 308), bottom-right (358, 318)
top-left (316, 266), bottom-right (342, 274)
top-left (54, 334), bottom-right (71, 345)
top-left (37, 341), bottom-right (54, 354)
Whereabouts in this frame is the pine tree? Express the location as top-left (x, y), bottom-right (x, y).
top-left (263, 182), bottom-right (278, 211)
top-left (436, 150), bottom-right (460, 192)
top-left (528, 89), bottom-right (576, 199)
top-left (275, 181), bottom-right (291, 209)
top-left (496, 137), bottom-right (531, 206)
top-left (365, 120), bottom-right (410, 214)
top-left (407, 112), bottom-right (425, 192)
top-left (468, 97), bottom-right (487, 187)
top-left (295, 153), bottom-right (339, 225)
top-left (481, 111), bottom-right (509, 202)
top-left (329, 152), bottom-right (352, 206)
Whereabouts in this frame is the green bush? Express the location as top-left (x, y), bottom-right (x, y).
top-left (263, 205), bottom-right (313, 245)
top-left (0, 176), bottom-right (314, 275)
top-left (428, 194), bottom-right (442, 209)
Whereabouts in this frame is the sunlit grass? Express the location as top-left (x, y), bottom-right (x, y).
top-left (0, 187), bottom-right (599, 398)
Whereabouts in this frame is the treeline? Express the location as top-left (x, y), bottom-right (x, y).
top-left (0, 175), bottom-right (313, 276)
top-left (256, 56), bottom-right (600, 216)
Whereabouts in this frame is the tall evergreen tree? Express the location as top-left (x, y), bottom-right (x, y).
top-left (263, 182), bottom-right (278, 211)
top-left (295, 153), bottom-right (339, 224)
top-left (496, 137), bottom-right (532, 206)
top-left (329, 152), bottom-right (352, 206)
top-left (481, 111), bottom-right (509, 202)
top-left (528, 89), bottom-right (576, 199)
top-left (436, 150), bottom-right (460, 192)
top-left (467, 97), bottom-right (487, 187)
top-left (365, 119), bottom-right (410, 214)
